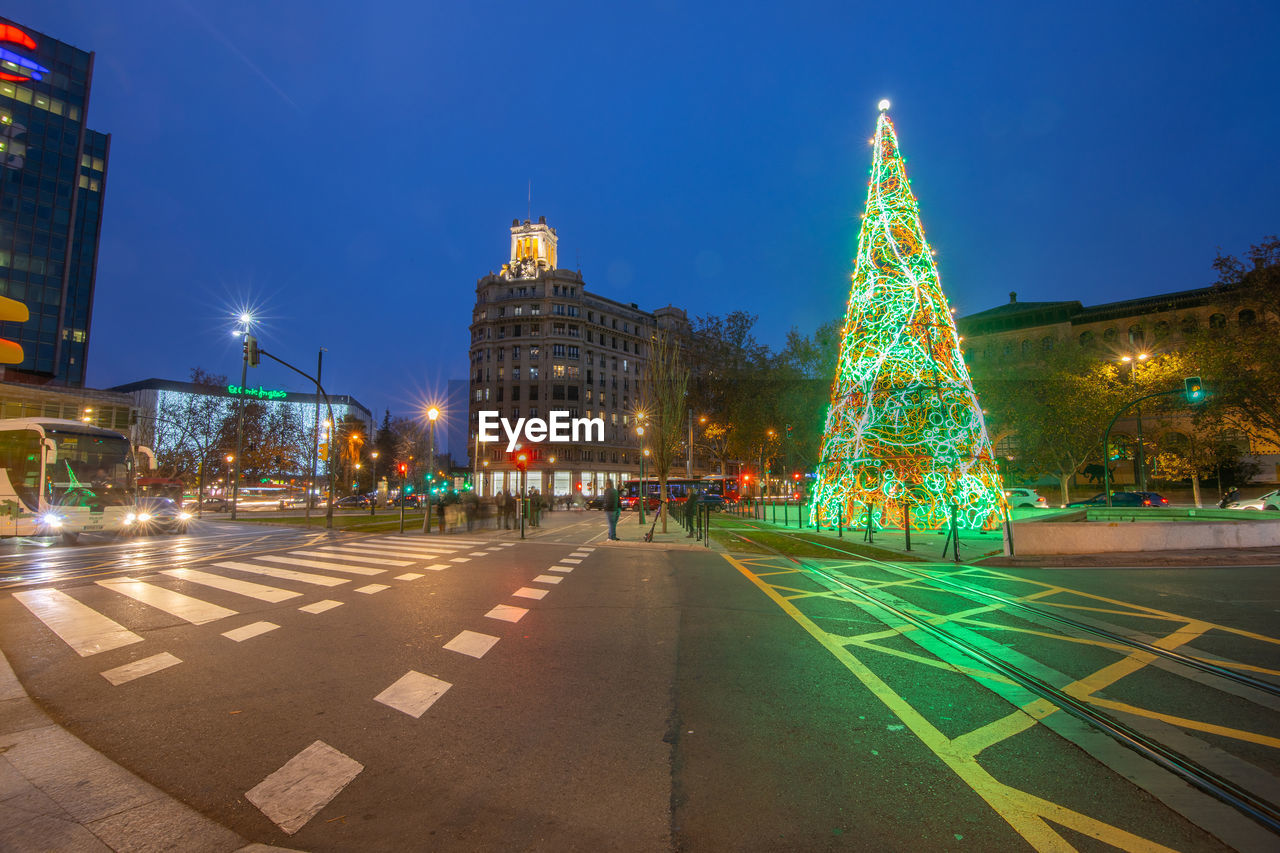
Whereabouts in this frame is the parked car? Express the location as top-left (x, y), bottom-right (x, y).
top-left (389, 494), bottom-right (421, 508)
top-left (199, 497), bottom-right (230, 512)
top-left (334, 495), bottom-right (371, 508)
top-left (1134, 491), bottom-right (1170, 507)
top-left (1004, 488), bottom-right (1047, 508)
top-left (1225, 489), bottom-right (1280, 511)
top-left (584, 496), bottom-right (604, 510)
top-left (1066, 492), bottom-right (1151, 508)
top-left (130, 497), bottom-right (192, 534)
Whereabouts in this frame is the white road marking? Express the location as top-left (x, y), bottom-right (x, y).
top-left (569, 551), bottom-right (590, 557)
top-left (423, 563), bottom-right (450, 572)
top-left (486, 604), bottom-right (528, 622)
top-left (559, 558), bottom-right (582, 565)
top-left (468, 551), bottom-right (489, 557)
top-left (513, 587), bottom-right (547, 600)
top-left (533, 574), bottom-right (563, 584)
top-left (495, 542), bottom-right (515, 547)
top-left (450, 558), bottom-right (470, 564)
top-left (162, 569), bottom-right (301, 603)
top-left (549, 565), bottom-right (573, 573)
top-left (299, 600), bottom-right (343, 614)
top-left (374, 671), bottom-right (450, 718)
top-left (100, 652), bottom-right (181, 686)
top-left (216, 561), bottom-right (348, 587)
top-left (256, 555), bottom-right (385, 576)
top-left (222, 621), bottom-right (279, 642)
top-left (12, 588), bottom-right (143, 657)
top-left (96, 577), bottom-right (236, 625)
top-left (444, 630), bottom-right (499, 658)
top-left (578, 546), bottom-right (595, 552)
top-left (394, 573), bottom-right (424, 581)
top-left (355, 584), bottom-right (389, 594)
top-left (382, 536), bottom-right (487, 546)
top-left (288, 549), bottom-right (410, 567)
top-left (315, 544), bottom-right (453, 559)
top-left (246, 740), bottom-right (364, 835)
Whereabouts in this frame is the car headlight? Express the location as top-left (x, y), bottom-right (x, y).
top-left (137, 512), bottom-right (152, 523)
top-left (178, 512), bottom-right (192, 521)
top-left (40, 512), bottom-right (63, 528)
top-left (125, 512), bottom-right (137, 524)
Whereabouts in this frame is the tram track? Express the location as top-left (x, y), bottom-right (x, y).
top-left (721, 522), bottom-right (1280, 837)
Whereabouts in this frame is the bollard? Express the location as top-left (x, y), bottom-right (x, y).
top-left (904, 503), bottom-right (912, 552)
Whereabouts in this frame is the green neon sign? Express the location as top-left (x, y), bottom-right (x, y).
top-left (227, 384), bottom-right (289, 401)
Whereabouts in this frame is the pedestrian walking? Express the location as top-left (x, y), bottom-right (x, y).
top-left (502, 490), bottom-right (514, 529)
top-left (603, 479), bottom-right (621, 540)
top-left (529, 488), bottom-right (542, 527)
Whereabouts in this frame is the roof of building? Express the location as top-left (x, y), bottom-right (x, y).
top-left (109, 378), bottom-right (371, 418)
top-left (958, 285), bottom-right (1232, 335)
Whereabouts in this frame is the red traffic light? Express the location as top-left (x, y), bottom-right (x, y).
top-left (398, 463), bottom-right (407, 475)
top-left (792, 472), bottom-right (801, 480)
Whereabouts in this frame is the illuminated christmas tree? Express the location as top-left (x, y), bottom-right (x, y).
top-left (810, 100), bottom-right (1004, 531)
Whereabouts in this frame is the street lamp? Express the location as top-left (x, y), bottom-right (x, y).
top-left (423, 406), bottom-right (440, 534)
top-left (224, 454), bottom-right (234, 501)
top-left (230, 312), bottom-right (254, 520)
top-left (81, 407), bottom-right (93, 424)
top-left (370, 451), bottom-right (379, 516)
top-left (1119, 353), bottom-right (1150, 491)
top-left (354, 462), bottom-right (361, 494)
top-left (637, 425), bottom-right (646, 524)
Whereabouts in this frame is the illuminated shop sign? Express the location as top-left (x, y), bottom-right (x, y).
top-left (0, 25), bottom-right (49, 83)
top-left (227, 384), bottom-right (289, 401)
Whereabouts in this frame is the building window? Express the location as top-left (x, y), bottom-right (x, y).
top-left (513, 368), bottom-right (521, 380)
top-left (553, 344), bottom-right (566, 358)
top-left (1078, 330), bottom-right (1095, 347)
top-left (529, 367), bottom-right (539, 380)
top-left (529, 346), bottom-right (540, 359)
top-left (552, 364), bottom-right (566, 378)
top-left (1209, 313), bottom-right (1226, 329)
top-left (1239, 309), bottom-right (1256, 326)
top-left (553, 385), bottom-right (566, 400)
top-left (1041, 336), bottom-right (1054, 352)
top-left (1102, 328), bottom-right (1117, 342)
top-left (513, 346), bottom-right (521, 360)
top-left (1127, 325), bottom-right (1144, 346)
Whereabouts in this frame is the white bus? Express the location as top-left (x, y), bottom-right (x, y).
top-left (0, 417), bottom-right (138, 542)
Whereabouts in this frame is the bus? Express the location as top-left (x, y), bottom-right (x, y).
top-left (0, 418), bottom-right (138, 542)
top-left (621, 477), bottom-right (741, 510)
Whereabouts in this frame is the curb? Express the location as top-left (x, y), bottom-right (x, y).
top-left (0, 649), bottom-right (298, 852)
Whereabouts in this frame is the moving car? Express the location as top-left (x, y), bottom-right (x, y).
top-left (199, 497), bottom-right (230, 512)
top-left (1004, 488), bottom-right (1047, 508)
top-left (334, 495), bottom-right (371, 508)
top-left (1225, 489), bottom-right (1280, 511)
top-left (129, 497), bottom-right (192, 534)
top-left (1134, 491), bottom-right (1170, 507)
top-left (1066, 492), bottom-right (1151, 508)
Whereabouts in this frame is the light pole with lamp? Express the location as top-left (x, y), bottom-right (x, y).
top-left (353, 462), bottom-right (361, 497)
top-left (422, 406), bottom-right (440, 534)
top-left (229, 313), bottom-right (254, 520)
top-left (369, 451), bottom-right (379, 516)
top-left (637, 425), bottom-right (646, 525)
top-left (224, 454), bottom-right (234, 503)
top-left (1120, 353), bottom-right (1150, 491)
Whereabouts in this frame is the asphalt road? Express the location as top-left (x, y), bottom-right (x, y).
top-left (2, 524), bottom-right (1278, 850)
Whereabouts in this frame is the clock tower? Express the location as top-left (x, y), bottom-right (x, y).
top-left (502, 216), bottom-right (558, 280)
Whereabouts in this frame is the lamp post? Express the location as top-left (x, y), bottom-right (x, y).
top-left (422, 406), bottom-right (440, 534)
top-left (1120, 353), bottom-right (1150, 491)
top-left (369, 451), bottom-right (379, 516)
top-left (224, 454), bottom-right (234, 503)
top-left (353, 462), bottom-right (361, 497)
top-left (230, 312), bottom-right (253, 520)
top-left (637, 425), bottom-right (646, 524)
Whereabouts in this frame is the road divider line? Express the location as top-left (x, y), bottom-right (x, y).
top-left (215, 561), bottom-right (348, 587)
top-left (96, 577), bottom-right (236, 625)
top-left (299, 600), bottom-right (343, 614)
top-left (533, 574), bottom-right (562, 585)
top-left (549, 565), bottom-right (573, 573)
top-left (246, 740), bottom-right (364, 835)
top-left (162, 569), bottom-right (301, 603)
top-left (12, 588), bottom-right (143, 656)
top-left (559, 558), bottom-right (582, 565)
top-left (513, 587), bottom-right (547, 600)
top-left (257, 555), bottom-right (385, 575)
top-left (485, 604), bottom-right (528, 622)
top-left (100, 652), bottom-right (181, 685)
top-left (374, 671), bottom-right (451, 718)
top-left (222, 621), bottom-right (279, 642)
top-left (444, 630), bottom-right (500, 658)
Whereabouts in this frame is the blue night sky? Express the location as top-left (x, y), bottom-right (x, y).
top-left (13, 1), bottom-right (1280, 450)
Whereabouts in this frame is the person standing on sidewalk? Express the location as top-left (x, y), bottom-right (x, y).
top-left (603, 479), bottom-right (621, 540)
top-left (529, 488), bottom-right (542, 527)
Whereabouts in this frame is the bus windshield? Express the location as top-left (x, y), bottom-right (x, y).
top-left (45, 427), bottom-right (134, 507)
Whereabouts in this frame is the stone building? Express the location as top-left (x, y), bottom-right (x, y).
top-left (467, 217), bottom-right (688, 498)
top-left (958, 287), bottom-right (1279, 486)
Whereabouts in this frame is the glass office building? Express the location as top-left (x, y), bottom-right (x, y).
top-left (0, 17), bottom-right (108, 386)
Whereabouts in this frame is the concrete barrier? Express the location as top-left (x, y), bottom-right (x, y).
top-left (1006, 516), bottom-right (1280, 555)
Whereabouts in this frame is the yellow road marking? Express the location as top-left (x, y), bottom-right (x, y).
top-left (723, 554), bottom-right (1176, 852)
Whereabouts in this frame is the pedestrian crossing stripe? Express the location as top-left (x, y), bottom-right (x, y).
top-left (222, 621), bottom-right (279, 642)
top-left (12, 588), bottom-right (143, 656)
top-left (287, 550), bottom-right (411, 567)
top-left (313, 544), bottom-right (459, 559)
top-left (97, 577), bottom-right (236, 625)
top-left (300, 600), bottom-right (342, 614)
top-left (255, 555), bottom-right (385, 576)
top-left (161, 568), bottom-right (301, 603)
top-left (101, 652), bottom-right (181, 686)
top-left (215, 561), bottom-right (348, 587)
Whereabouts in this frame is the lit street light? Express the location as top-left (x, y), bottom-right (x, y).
top-left (370, 450), bottom-right (379, 516)
top-left (637, 425), bottom-right (646, 524)
top-left (230, 312), bottom-right (254, 520)
top-left (423, 406), bottom-right (441, 534)
top-left (1120, 353), bottom-right (1150, 492)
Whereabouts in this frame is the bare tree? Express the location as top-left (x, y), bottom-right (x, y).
top-left (639, 331), bottom-right (689, 532)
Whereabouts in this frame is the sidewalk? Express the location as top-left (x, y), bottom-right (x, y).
top-left (402, 506), bottom-right (723, 552)
top-left (0, 649), bottom-right (298, 852)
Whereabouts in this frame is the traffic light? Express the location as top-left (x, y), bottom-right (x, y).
top-left (243, 334), bottom-right (260, 367)
top-left (792, 472), bottom-right (801, 481)
top-left (317, 442), bottom-right (328, 461)
top-left (515, 451), bottom-right (529, 471)
top-left (398, 463), bottom-right (407, 476)
top-left (786, 424), bottom-right (793, 438)
top-left (1184, 376), bottom-right (1206, 404)
top-left (0, 294), bottom-right (28, 364)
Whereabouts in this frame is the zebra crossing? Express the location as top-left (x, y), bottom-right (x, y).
top-left (10, 536), bottom-right (515, 676)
